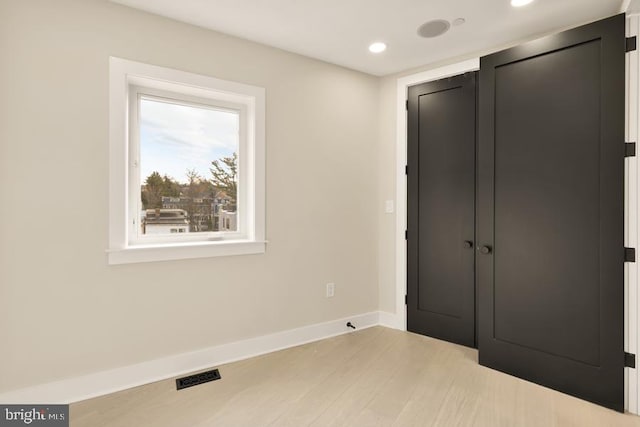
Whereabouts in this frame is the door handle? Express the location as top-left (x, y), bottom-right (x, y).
top-left (479, 245), bottom-right (492, 254)
top-left (464, 240), bottom-right (474, 249)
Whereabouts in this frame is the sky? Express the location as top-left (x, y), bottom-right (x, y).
top-left (139, 97), bottom-right (239, 184)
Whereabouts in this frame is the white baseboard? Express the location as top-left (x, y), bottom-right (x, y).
top-left (378, 310), bottom-right (404, 330)
top-left (0, 311), bottom-right (384, 404)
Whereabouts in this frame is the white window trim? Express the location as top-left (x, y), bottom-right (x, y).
top-left (108, 57), bottom-right (266, 264)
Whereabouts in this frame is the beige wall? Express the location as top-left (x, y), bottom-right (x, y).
top-left (0, 0), bottom-right (379, 393)
top-left (377, 77), bottom-right (398, 314)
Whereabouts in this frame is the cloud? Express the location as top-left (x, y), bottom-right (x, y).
top-left (139, 98), bottom-right (239, 182)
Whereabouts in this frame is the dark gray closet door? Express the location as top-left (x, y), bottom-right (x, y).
top-left (407, 73), bottom-right (477, 348)
top-left (477, 14), bottom-right (625, 411)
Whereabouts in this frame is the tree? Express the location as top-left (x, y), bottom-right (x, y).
top-left (141, 171), bottom-right (181, 209)
top-left (162, 175), bottom-right (181, 198)
top-left (141, 171), bottom-right (164, 209)
top-left (210, 152), bottom-right (237, 209)
top-left (184, 169), bottom-right (215, 231)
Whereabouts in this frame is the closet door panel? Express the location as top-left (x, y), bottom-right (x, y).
top-left (477, 14), bottom-right (624, 411)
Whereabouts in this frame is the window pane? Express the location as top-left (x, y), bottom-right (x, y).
top-left (139, 97), bottom-right (239, 235)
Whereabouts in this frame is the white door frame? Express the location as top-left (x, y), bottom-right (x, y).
top-left (393, 22), bottom-right (639, 410)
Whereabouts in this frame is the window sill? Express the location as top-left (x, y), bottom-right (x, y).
top-left (107, 240), bottom-right (266, 265)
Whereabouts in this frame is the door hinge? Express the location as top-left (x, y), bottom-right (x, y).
top-left (405, 165), bottom-right (408, 175)
top-left (626, 142), bottom-right (636, 157)
top-left (627, 36), bottom-right (637, 53)
top-left (405, 230), bottom-right (408, 240)
top-left (625, 247), bottom-right (636, 263)
top-left (405, 294), bottom-right (408, 305)
top-left (626, 352), bottom-right (636, 368)
top-left (406, 100), bottom-right (409, 110)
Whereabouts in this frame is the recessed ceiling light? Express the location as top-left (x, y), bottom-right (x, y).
top-left (452, 18), bottom-right (466, 27)
top-left (369, 42), bottom-right (387, 53)
top-left (417, 20), bottom-right (451, 38)
top-left (511, 0), bottom-right (534, 7)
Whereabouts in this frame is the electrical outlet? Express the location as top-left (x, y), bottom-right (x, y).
top-left (326, 282), bottom-right (335, 298)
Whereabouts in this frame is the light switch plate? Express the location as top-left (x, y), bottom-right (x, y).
top-left (385, 200), bottom-right (394, 213)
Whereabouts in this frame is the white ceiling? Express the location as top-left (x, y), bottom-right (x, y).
top-left (111, 0), bottom-right (624, 76)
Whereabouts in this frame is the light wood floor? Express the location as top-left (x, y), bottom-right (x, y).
top-left (71, 327), bottom-right (640, 426)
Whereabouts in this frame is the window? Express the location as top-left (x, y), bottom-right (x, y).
top-left (109, 58), bottom-right (265, 264)
top-left (133, 89), bottom-right (240, 240)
